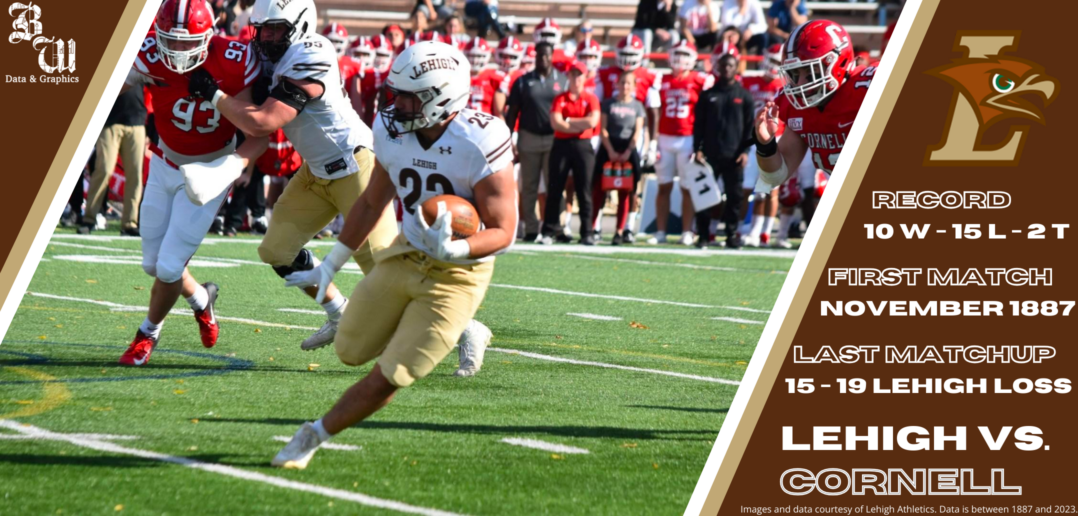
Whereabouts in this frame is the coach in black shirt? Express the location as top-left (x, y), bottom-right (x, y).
top-left (506, 42), bottom-right (568, 241)
top-left (692, 53), bottom-right (755, 249)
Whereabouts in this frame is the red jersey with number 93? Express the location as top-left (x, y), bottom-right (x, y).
top-left (776, 65), bottom-right (874, 173)
top-left (129, 34), bottom-right (259, 157)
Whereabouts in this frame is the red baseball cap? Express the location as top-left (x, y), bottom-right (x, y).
top-left (566, 59), bottom-right (588, 75)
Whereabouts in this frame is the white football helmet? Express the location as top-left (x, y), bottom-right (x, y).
top-left (380, 41), bottom-right (471, 136)
top-left (250, 0), bottom-right (318, 62)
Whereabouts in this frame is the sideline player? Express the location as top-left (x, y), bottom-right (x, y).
top-left (753, 21), bottom-right (873, 195)
top-left (650, 40), bottom-right (711, 246)
top-left (117, 0), bottom-right (267, 366)
top-left (739, 45), bottom-right (784, 247)
top-left (186, 0), bottom-right (398, 351)
top-left (464, 38), bottom-right (505, 116)
top-left (271, 41), bottom-right (517, 469)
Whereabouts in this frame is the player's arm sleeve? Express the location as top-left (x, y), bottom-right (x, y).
top-left (241, 42), bottom-right (260, 88)
top-left (471, 120), bottom-right (515, 188)
top-left (277, 42), bottom-right (334, 97)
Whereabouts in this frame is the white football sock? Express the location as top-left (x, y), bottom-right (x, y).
top-left (311, 419), bottom-right (333, 441)
top-left (748, 216), bottom-right (765, 238)
top-left (185, 285), bottom-right (209, 312)
top-left (762, 216), bottom-right (776, 237)
top-left (627, 211), bottom-right (639, 232)
top-left (322, 296), bottom-right (346, 321)
top-left (777, 213), bottom-right (792, 239)
top-left (139, 318), bottom-right (162, 339)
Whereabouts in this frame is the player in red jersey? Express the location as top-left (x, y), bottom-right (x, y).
top-left (754, 20), bottom-right (872, 195)
top-left (650, 40), bottom-right (713, 245)
top-left (350, 36), bottom-right (374, 71)
top-left (464, 38), bottom-right (506, 116)
top-left (321, 22), bottom-right (349, 56)
top-left (358, 35), bottom-right (394, 127)
top-left (334, 38), bottom-right (364, 109)
top-left (534, 18), bottom-right (572, 70)
top-left (491, 36), bottom-right (524, 118)
top-left (574, 37), bottom-right (601, 93)
top-left (522, 43), bottom-right (536, 72)
top-left (596, 35), bottom-right (661, 165)
top-left (119, 0), bottom-right (267, 366)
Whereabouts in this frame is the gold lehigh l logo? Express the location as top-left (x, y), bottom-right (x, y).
top-left (924, 31), bottom-right (1059, 166)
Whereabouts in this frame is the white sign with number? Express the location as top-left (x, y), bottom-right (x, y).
top-left (680, 159), bottom-right (722, 211)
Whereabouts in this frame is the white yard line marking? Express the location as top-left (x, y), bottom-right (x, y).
top-left (23, 292), bottom-right (738, 384)
top-left (48, 241), bottom-right (140, 253)
top-left (516, 251), bottom-right (787, 274)
top-left (53, 255), bottom-right (239, 268)
top-left (278, 308), bottom-right (325, 315)
top-left (499, 437), bottom-right (589, 455)
top-left (38, 242), bottom-right (771, 314)
top-left (271, 436), bottom-right (360, 451)
top-left (0, 433), bottom-right (140, 441)
top-left (25, 292), bottom-right (320, 331)
top-left (712, 317), bottom-right (765, 325)
top-left (511, 243), bottom-right (796, 259)
top-left (50, 234), bottom-right (796, 258)
top-left (489, 284), bottom-right (770, 314)
top-left (0, 421), bottom-right (464, 516)
top-left (566, 313), bottom-right (623, 321)
top-left (488, 348), bottom-right (741, 386)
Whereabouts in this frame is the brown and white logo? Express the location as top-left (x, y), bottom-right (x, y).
top-left (924, 31), bottom-right (1059, 166)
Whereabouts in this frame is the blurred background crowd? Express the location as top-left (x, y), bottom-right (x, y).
top-left (63, 0), bottom-right (902, 249)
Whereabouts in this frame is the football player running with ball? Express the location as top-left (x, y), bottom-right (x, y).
top-left (753, 20), bottom-right (874, 192)
top-left (271, 41), bottom-right (517, 469)
top-left (188, 0), bottom-right (495, 375)
top-left (118, 0), bottom-right (268, 366)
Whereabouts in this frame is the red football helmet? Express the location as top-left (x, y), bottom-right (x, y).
top-left (778, 175), bottom-right (802, 208)
top-left (370, 34), bottom-right (394, 71)
top-left (464, 38), bottom-right (492, 71)
top-left (496, 37), bottom-right (524, 73)
top-left (321, 23), bottom-right (349, 56)
top-left (350, 36), bottom-right (374, 68)
top-left (764, 43), bottom-right (783, 78)
top-left (781, 20), bottom-right (854, 109)
top-left (154, 0), bottom-right (215, 74)
top-left (534, 18), bottom-right (561, 45)
top-left (815, 170), bottom-right (829, 198)
top-left (668, 40), bottom-right (697, 73)
top-left (522, 43), bottom-right (536, 71)
top-left (575, 37), bottom-right (602, 72)
top-left (710, 40), bottom-right (740, 72)
top-left (615, 34), bottom-right (644, 71)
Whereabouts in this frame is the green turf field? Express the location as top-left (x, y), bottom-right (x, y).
top-left (0, 226), bottom-right (794, 515)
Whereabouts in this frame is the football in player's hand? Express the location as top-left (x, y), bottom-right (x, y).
top-left (421, 195), bottom-right (480, 241)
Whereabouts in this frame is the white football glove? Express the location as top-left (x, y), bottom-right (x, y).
top-left (644, 139), bottom-right (659, 167)
top-left (181, 153), bottom-right (245, 206)
top-left (414, 210), bottom-right (471, 262)
top-left (284, 242), bottom-right (353, 303)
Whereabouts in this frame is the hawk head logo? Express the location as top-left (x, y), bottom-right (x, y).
top-left (924, 31), bottom-right (1061, 166)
